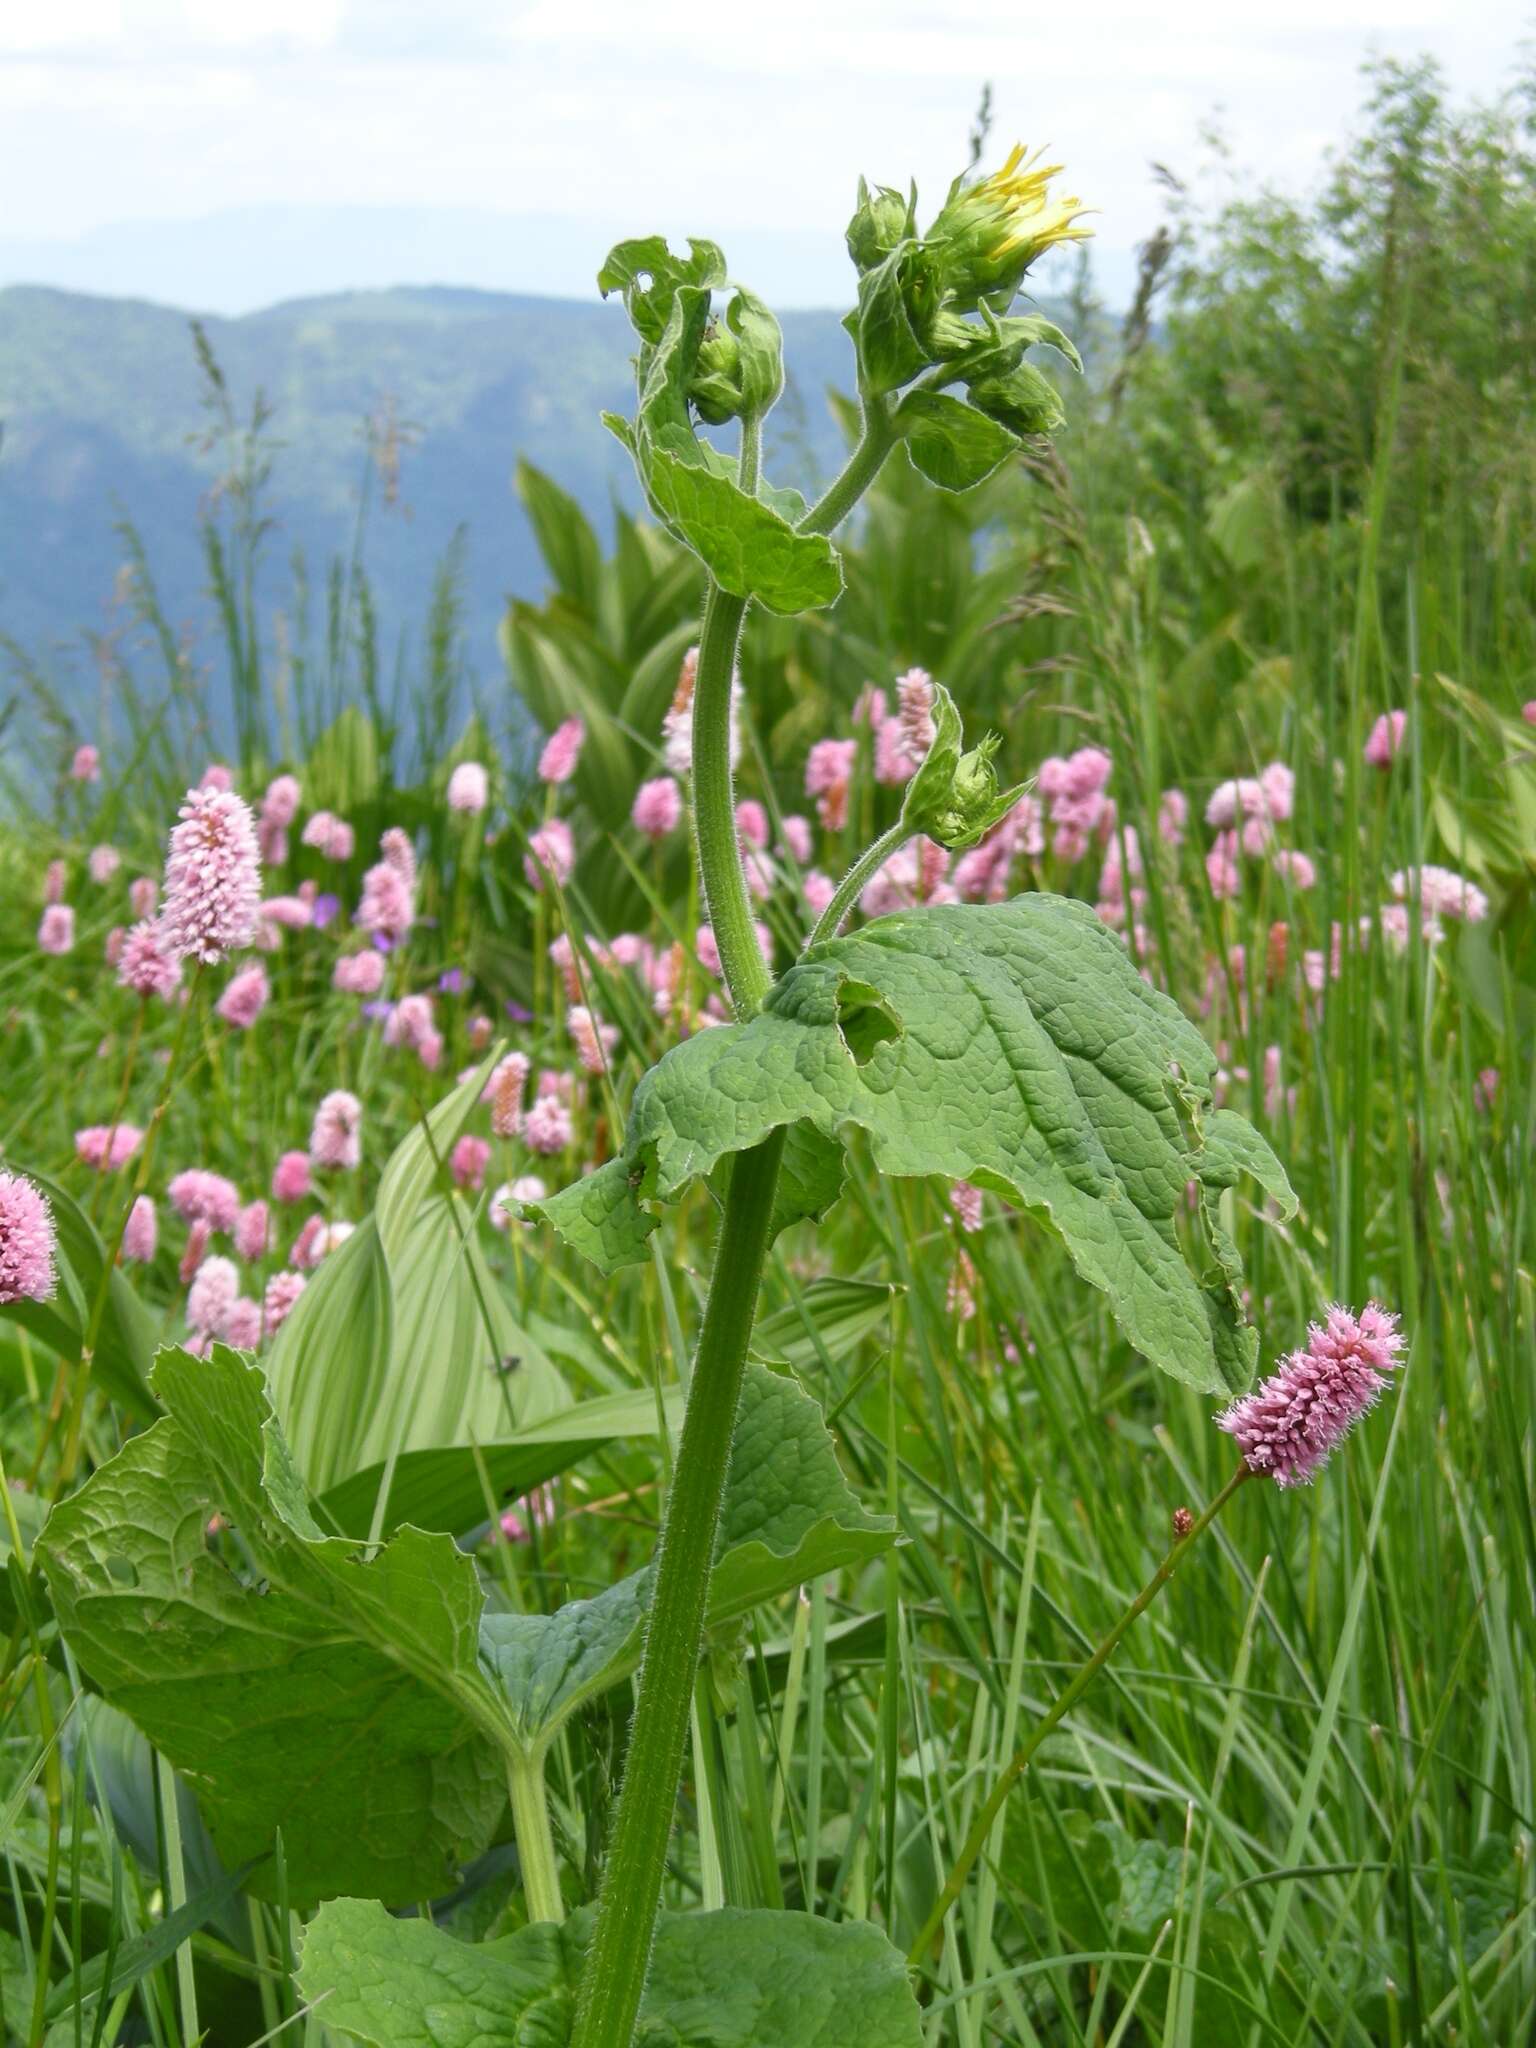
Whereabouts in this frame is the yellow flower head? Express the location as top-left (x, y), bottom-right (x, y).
top-left (930, 144), bottom-right (1093, 308)
top-left (976, 144), bottom-right (1093, 258)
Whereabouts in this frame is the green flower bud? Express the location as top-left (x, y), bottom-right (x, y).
top-left (901, 683), bottom-right (1023, 849)
top-left (846, 179), bottom-right (913, 275)
top-left (690, 319), bottom-right (743, 425)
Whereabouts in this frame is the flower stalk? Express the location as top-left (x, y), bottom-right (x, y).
top-left (908, 1461), bottom-right (1252, 1967)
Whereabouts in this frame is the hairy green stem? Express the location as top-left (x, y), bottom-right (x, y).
top-left (908, 1461), bottom-right (1252, 1967)
top-left (575, 389), bottom-right (888, 2045)
top-left (689, 581), bottom-right (768, 1015)
top-left (799, 395), bottom-right (895, 537)
top-left (806, 820), bottom-right (911, 951)
top-left (570, 1127), bottom-right (787, 2047)
top-left (508, 1753), bottom-right (566, 1926)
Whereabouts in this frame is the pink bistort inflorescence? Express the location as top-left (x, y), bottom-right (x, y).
top-left (162, 786), bottom-right (262, 963)
top-left (118, 920), bottom-right (183, 1001)
top-left (538, 719), bottom-right (585, 787)
top-left (0, 1172), bottom-right (57, 1305)
top-left (1217, 1303), bottom-right (1405, 1487)
top-left (310, 1090), bottom-right (363, 1171)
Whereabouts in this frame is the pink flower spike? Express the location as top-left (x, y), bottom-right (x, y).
top-left (310, 1090), bottom-right (362, 1172)
top-left (333, 950), bottom-right (386, 995)
top-left (302, 811), bottom-right (355, 862)
top-left (1273, 848), bottom-right (1316, 890)
top-left (118, 920), bottom-right (183, 1001)
top-left (271, 1151), bottom-right (313, 1204)
top-left (486, 1051), bottom-right (530, 1139)
top-left (71, 743), bottom-right (100, 783)
top-left (224, 1297), bottom-right (264, 1351)
top-left (168, 1169), bottom-right (241, 1233)
top-left (259, 894), bottom-right (312, 930)
top-left (1217, 1303), bottom-right (1405, 1487)
top-left (896, 668), bottom-right (936, 761)
top-left (89, 845), bottom-right (121, 885)
top-left (1157, 788), bottom-right (1189, 848)
top-left (736, 799), bottom-right (769, 850)
top-left (162, 786), bottom-right (262, 963)
top-left (38, 905), bottom-right (75, 956)
top-left (524, 1093), bottom-right (573, 1156)
top-left (186, 1255), bottom-right (240, 1339)
top-left (0, 1172), bottom-right (57, 1305)
top-left (1391, 864), bottom-right (1489, 924)
top-left (451, 1135), bottom-right (491, 1191)
top-left (1364, 709), bottom-right (1408, 768)
top-left (1523, 702), bottom-right (1536, 726)
top-left (632, 777), bottom-right (683, 841)
top-left (44, 860), bottom-right (66, 906)
top-left (356, 858), bottom-right (414, 942)
top-left (262, 1270), bottom-right (306, 1334)
top-left (216, 963), bottom-right (270, 1030)
top-left (121, 1194), bottom-right (157, 1264)
top-left (538, 718), bottom-right (585, 787)
top-left (75, 1125), bottom-right (144, 1172)
top-left (525, 819), bottom-right (575, 891)
top-left (780, 814), bottom-right (813, 866)
top-left (178, 1219), bottom-right (211, 1286)
top-left (235, 1199), bottom-right (271, 1263)
top-left (448, 761), bottom-right (490, 814)
top-left (261, 774), bottom-right (301, 829)
top-left (567, 1004), bottom-right (616, 1076)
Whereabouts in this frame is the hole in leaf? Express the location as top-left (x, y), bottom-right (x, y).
top-left (104, 1553), bottom-right (137, 1588)
top-left (835, 981), bottom-right (902, 1066)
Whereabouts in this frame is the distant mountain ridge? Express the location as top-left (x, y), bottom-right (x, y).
top-left (0, 282), bottom-right (858, 713)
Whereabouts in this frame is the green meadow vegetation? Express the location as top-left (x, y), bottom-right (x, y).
top-left (0, 54), bottom-right (1532, 2048)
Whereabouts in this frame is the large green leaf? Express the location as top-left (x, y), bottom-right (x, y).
top-left (39, 1346), bottom-right (511, 1909)
top-left (268, 1060), bottom-right (569, 1502)
top-left (514, 459), bottom-right (604, 617)
top-left (643, 447), bottom-right (843, 615)
top-left (480, 1362), bottom-right (896, 1756)
top-left (534, 897), bottom-right (1294, 1395)
top-left (42, 1352), bottom-right (892, 1902)
top-left (300, 1896), bottom-right (923, 2047)
top-left (895, 389), bottom-right (1021, 491)
top-left (0, 1170), bottom-right (156, 1421)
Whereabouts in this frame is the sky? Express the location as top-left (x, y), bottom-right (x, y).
top-left (0, 0), bottom-right (1527, 315)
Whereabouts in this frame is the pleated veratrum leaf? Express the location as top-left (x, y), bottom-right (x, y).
top-left (268, 1058), bottom-right (569, 1506)
top-left (317, 1385), bottom-right (685, 1542)
top-left (38, 1347), bottom-right (511, 1909)
top-left (300, 1897), bottom-right (923, 2047)
top-left (752, 1278), bottom-right (898, 1372)
top-left (481, 1362), bottom-right (896, 1755)
top-left (533, 897), bottom-right (1295, 1396)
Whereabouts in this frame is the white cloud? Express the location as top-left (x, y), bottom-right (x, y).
top-left (0, 0), bottom-right (1526, 306)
